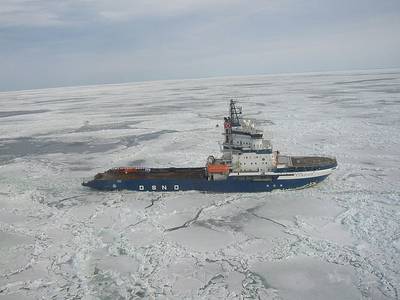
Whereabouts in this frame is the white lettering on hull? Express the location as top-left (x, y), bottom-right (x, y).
top-left (137, 184), bottom-right (180, 191)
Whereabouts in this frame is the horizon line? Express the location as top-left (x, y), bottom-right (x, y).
top-left (1, 66), bottom-right (399, 94)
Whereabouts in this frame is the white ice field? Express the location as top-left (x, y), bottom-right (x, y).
top-left (0, 70), bottom-right (399, 299)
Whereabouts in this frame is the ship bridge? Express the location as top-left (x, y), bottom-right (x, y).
top-left (222, 100), bottom-right (272, 157)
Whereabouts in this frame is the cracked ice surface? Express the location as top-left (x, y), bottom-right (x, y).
top-left (0, 70), bottom-right (399, 299)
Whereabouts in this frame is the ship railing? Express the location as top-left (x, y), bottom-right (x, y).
top-left (107, 167), bottom-right (146, 174)
top-left (289, 154), bottom-right (337, 161)
top-left (233, 126), bottom-right (263, 135)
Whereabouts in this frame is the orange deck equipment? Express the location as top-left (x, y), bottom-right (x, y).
top-left (207, 164), bottom-right (229, 174)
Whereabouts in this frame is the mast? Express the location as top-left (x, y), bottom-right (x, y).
top-left (229, 99), bottom-right (242, 127)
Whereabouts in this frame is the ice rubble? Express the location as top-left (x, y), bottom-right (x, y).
top-left (0, 70), bottom-right (399, 299)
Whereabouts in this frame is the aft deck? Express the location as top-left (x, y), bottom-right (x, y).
top-left (97, 167), bottom-right (207, 180)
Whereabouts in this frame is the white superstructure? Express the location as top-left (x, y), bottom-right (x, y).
top-left (221, 100), bottom-right (275, 173)
top-left (208, 100), bottom-right (337, 181)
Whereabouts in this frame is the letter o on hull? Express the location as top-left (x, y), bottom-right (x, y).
top-left (139, 185), bottom-right (144, 191)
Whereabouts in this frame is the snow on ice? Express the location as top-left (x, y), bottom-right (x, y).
top-left (0, 70), bottom-right (399, 299)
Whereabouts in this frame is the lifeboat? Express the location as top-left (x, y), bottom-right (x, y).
top-left (207, 163), bottom-right (229, 174)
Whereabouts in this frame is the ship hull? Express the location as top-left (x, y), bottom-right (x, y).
top-left (82, 173), bottom-right (331, 193)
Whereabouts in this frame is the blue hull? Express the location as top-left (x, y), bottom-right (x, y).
top-left (83, 175), bottom-right (329, 193)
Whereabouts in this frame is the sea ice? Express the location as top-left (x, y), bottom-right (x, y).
top-left (0, 69), bottom-right (399, 299)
